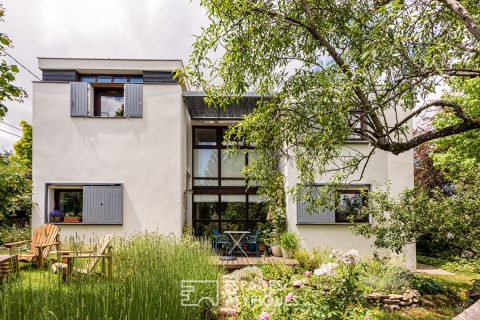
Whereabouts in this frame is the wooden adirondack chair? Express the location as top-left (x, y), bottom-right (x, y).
top-left (54, 233), bottom-right (114, 281)
top-left (3, 224), bottom-right (60, 267)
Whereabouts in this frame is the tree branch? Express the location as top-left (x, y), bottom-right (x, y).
top-left (437, 0), bottom-right (480, 41)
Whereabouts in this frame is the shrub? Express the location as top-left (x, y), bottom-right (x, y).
top-left (0, 233), bottom-right (222, 320)
top-left (230, 266), bottom-right (263, 281)
top-left (417, 255), bottom-right (480, 274)
top-left (410, 276), bottom-right (446, 295)
top-left (360, 258), bottom-right (413, 293)
top-left (294, 248), bottom-right (324, 271)
top-left (0, 223), bottom-right (30, 246)
top-left (259, 261), bottom-right (295, 280)
top-left (279, 232), bottom-right (300, 250)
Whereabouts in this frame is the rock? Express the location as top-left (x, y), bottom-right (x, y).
top-left (469, 291), bottom-right (480, 301)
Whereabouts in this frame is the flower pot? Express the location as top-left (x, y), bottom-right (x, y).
top-left (51, 216), bottom-right (63, 223)
top-left (64, 217), bottom-right (81, 223)
top-left (281, 247), bottom-right (293, 259)
top-left (258, 240), bottom-right (266, 253)
top-left (271, 245), bottom-right (283, 257)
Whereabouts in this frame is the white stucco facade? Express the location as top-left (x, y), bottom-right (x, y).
top-left (32, 58), bottom-right (415, 267)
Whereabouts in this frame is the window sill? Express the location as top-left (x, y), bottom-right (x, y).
top-left (71, 116), bottom-right (142, 119)
top-left (48, 222), bottom-right (122, 225)
top-left (296, 222), bottom-right (371, 225)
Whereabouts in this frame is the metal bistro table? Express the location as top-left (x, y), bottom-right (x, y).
top-left (224, 231), bottom-right (250, 257)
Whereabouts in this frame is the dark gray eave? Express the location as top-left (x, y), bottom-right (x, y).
top-left (183, 92), bottom-right (264, 120)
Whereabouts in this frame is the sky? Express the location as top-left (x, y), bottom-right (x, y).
top-left (0, 0), bottom-right (209, 150)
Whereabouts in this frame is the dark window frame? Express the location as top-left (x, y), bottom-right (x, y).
top-left (192, 126), bottom-right (266, 235)
top-left (347, 110), bottom-right (368, 142)
top-left (93, 87), bottom-right (125, 117)
top-left (334, 189), bottom-right (369, 223)
top-left (80, 74), bottom-right (143, 83)
top-left (53, 188), bottom-right (83, 214)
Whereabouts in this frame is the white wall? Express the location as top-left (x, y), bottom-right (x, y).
top-left (285, 141), bottom-right (415, 267)
top-left (32, 81), bottom-right (187, 242)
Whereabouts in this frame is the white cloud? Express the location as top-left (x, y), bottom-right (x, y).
top-left (0, 0), bottom-right (209, 150)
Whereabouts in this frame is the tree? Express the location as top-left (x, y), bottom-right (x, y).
top-left (186, 0), bottom-right (480, 190)
top-left (12, 120), bottom-right (32, 167)
top-left (0, 121), bottom-right (32, 223)
top-left (0, 4), bottom-right (26, 118)
top-left (353, 172), bottom-right (480, 257)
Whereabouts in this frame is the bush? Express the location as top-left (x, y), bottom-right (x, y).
top-left (0, 233), bottom-right (222, 320)
top-left (417, 255), bottom-right (480, 274)
top-left (230, 266), bottom-right (263, 281)
top-left (294, 248), bottom-right (328, 271)
top-left (0, 223), bottom-right (30, 246)
top-left (410, 276), bottom-right (446, 295)
top-left (360, 258), bottom-right (413, 293)
top-left (279, 232), bottom-right (300, 250)
top-left (259, 261), bottom-right (295, 280)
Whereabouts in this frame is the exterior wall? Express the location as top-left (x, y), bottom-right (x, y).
top-left (285, 142), bottom-right (415, 268)
top-left (32, 81), bottom-right (187, 241)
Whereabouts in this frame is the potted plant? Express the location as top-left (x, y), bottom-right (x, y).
top-left (265, 235), bottom-right (282, 257)
top-left (49, 210), bottom-right (64, 223)
top-left (279, 231), bottom-right (300, 259)
top-left (64, 212), bottom-right (82, 223)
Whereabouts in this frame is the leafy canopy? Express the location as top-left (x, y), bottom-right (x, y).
top-left (0, 4), bottom-right (26, 118)
top-left (186, 0), bottom-right (480, 197)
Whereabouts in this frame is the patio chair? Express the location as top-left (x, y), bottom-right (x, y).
top-left (3, 224), bottom-right (60, 268)
top-left (242, 229), bottom-right (260, 257)
top-left (212, 229), bottom-right (231, 254)
top-left (53, 233), bottom-right (114, 281)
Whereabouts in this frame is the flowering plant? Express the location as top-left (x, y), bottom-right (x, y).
top-left (49, 210), bottom-right (64, 220)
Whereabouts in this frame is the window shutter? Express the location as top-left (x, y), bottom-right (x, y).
top-left (83, 185), bottom-right (123, 224)
top-left (124, 84), bottom-right (143, 117)
top-left (297, 200), bottom-right (336, 224)
top-left (70, 82), bottom-right (89, 117)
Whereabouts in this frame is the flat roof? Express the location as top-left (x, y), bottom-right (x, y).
top-left (38, 57), bottom-right (184, 73)
top-left (183, 92), bottom-right (266, 120)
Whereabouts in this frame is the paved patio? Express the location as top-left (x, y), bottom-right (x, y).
top-left (212, 256), bottom-right (298, 270)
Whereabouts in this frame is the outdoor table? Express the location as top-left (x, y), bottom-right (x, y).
top-left (224, 231), bottom-right (250, 257)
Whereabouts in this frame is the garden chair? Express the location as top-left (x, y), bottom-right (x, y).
top-left (242, 229), bottom-right (260, 257)
top-left (3, 224), bottom-right (60, 268)
top-left (212, 229), bottom-right (231, 254)
top-left (53, 233), bottom-right (114, 281)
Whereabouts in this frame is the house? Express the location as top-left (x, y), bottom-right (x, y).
top-left (32, 58), bottom-right (415, 268)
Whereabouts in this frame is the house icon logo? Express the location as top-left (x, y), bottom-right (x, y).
top-left (180, 280), bottom-right (219, 307)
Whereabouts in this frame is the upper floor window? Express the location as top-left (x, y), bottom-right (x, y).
top-left (80, 75), bottom-right (143, 83)
top-left (94, 87), bottom-right (124, 117)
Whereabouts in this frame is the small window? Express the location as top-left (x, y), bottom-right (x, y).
top-left (347, 111), bottom-right (366, 141)
top-left (94, 87), bottom-right (124, 117)
top-left (113, 76), bottom-right (128, 83)
top-left (97, 76), bottom-right (112, 83)
top-left (335, 189), bottom-right (368, 223)
top-left (129, 76), bottom-right (143, 83)
top-left (81, 75), bottom-right (96, 83)
top-left (54, 189), bottom-right (83, 215)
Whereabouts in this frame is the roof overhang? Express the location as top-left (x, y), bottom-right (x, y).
top-left (183, 92), bottom-right (264, 120)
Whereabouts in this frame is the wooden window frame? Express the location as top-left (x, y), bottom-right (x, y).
top-left (93, 86), bottom-right (124, 117)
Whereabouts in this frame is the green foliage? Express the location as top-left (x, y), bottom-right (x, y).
top-left (294, 248), bottom-right (327, 271)
top-left (0, 151), bottom-right (31, 222)
top-left (0, 233), bottom-right (223, 320)
top-left (259, 261), bottom-right (295, 280)
top-left (12, 121), bottom-right (32, 166)
top-left (229, 266), bottom-right (263, 282)
top-left (353, 173), bottom-right (480, 256)
top-left (0, 5), bottom-right (26, 118)
top-left (417, 255), bottom-right (480, 275)
top-left (279, 231), bottom-right (300, 251)
top-left (0, 223), bottom-right (30, 245)
top-left (186, 0), bottom-right (480, 212)
top-left (410, 276), bottom-right (446, 295)
top-left (360, 258), bottom-right (413, 294)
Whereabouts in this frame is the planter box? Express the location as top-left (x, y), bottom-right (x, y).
top-left (281, 247), bottom-right (294, 259)
top-left (271, 245), bottom-right (283, 257)
top-left (64, 217), bottom-right (81, 223)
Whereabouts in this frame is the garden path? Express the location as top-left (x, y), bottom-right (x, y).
top-left (415, 263), bottom-right (454, 275)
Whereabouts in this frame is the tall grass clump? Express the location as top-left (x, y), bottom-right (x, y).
top-left (0, 232), bottom-right (222, 320)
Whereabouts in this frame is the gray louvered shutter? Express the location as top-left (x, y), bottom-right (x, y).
top-left (70, 82), bottom-right (88, 117)
top-left (124, 84), bottom-right (143, 117)
top-left (297, 200), bottom-right (336, 224)
top-left (83, 185), bottom-right (123, 224)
